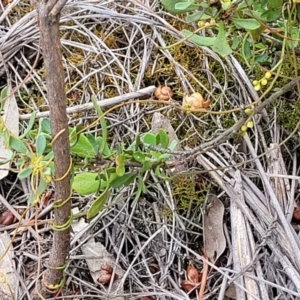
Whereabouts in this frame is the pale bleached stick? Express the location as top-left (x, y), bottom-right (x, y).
top-left (19, 86), bottom-right (156, 120)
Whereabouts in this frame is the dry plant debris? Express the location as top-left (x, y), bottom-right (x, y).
top-left (182, 92), bottom-right (211, 109)
top-left (181, 265), bottom-right (202, 292)
top-left (0, 0), bottom-right (300, 299)
top-left (154, 86), bottom-right (173, 101)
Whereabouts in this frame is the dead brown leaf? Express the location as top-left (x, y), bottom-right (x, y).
top-left (203, 194), bottom-right (226, 263)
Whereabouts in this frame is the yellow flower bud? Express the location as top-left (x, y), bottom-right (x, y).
top-left (198, 21), bottom-right (205, 27)
top-left (241, 125), bottom-right (247, 132)
top-left (247, 121), bottom-right (254, 128)
top-left (264, 71), bottom-right (272, 79)
top-left (254, 84), bottom-right (261, 91)
top-left (261, 78), bottom-right (268, 86)
top-left (252, 80), bottom-right (259, 86)
top-left (244, 108), bottom-right (253, 115)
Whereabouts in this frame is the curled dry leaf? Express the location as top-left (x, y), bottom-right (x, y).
top-left (181, 265), bottom-right (202, 292)
top-left (187, 265), bottom-right (199, 284)
top-left (40, 190), bottom-right (53, 207)
top-left (182, 92), bottom-right (211, 109)
top-left (181, 279), bottom-right (197, 292)
top-left (154, 86), bottom-right (173, 101)
top-left (98, 273), bottom-right (118, 285)
top-left (98, 264), bottom-right (119, 285)
top-left (101, 264), bottom-right (113, 274)
top-left (148, 263), bottom-right (159, 274)
top-left (0, 210), bottom-right (16, 225)
top-left (293, 207), bottom-right (300, 222)
top-left (204, 194), bottom-right (226, 263)
top-left (98, 273), bottom-right (112, 284)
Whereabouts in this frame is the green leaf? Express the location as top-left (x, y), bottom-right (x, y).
top-left (28, 194), bottom-right (35, 204)
top-left (212, 21), bottom-right (232, 57)
top-left (241, 38), bottom-right (252, 67)
top-left (268, 0), bottom-right (283, 10)
top-left (135, 134), bottom-right (141, 151)
top-left (150, 151), bottom-right (161, 160)
top-left (158, 129), bottom-right (169, 148)
top-left (19, 112), bottom-right (37, 139)
top-left (288, 27), bottom-right (299, 49)
top-left (95, 136), bottom-right (111, 157)
top-left (69, 127), bottom-right (79, 147)
top-left (73, 172), bottom-right (107, 195)
top-left (40, 118), bottom-right (51, 134)
top-left (110, 172), bottom-right (137, 188)
top-left (175, 1), bottom-right (197, 10)
top-left (181, 29), bottom-right (215, 46)
top-left (18, 167), bottom-right (33, 179)
top-left (0, 87), bottom-right (7, 100)
top-left (232, 18), bottom-right (261, 30)
top-left (133, 151), bottom-right (146, 163)
top-left (85, 133), bottom-right (97, 149)
top-left (131, 174), bottom-right (145, 207)
top-left (9, 137), bottom-right (27, 154)
top-left (140, 160), bottom-right (153, 173)
top-left (162, 0), bottom-right (199, 14)
top-left (297, 4), bottom-right (300, 21)
top-left (87, 187), bottom-right (110, 219)
top-left (261, 9), bottom-right (281, 22)
top-left (37, 177), bottom-right (48, 196)
top-left (158, 153), bottom-right (170, 161)
top-left (221, 2), bottom-right (231, 10)
top-left (36, 134), bottom-right (47, 157)
top-left (168, 140), bottom-right (178, 151)
top-left (43, 151), bottom-right (54, 161)
top-left (186, 11), bottom-right (205, 23)
top-left (1, 130), bottom-right (10, 148)
top-left (116, 154), bottom-right (125, 177)
top-left (143, 133), bottom-right (157, 146)
top-left (155, 166), bottom-right (171, 180)
top-left (0, 149), bottom-right (13, 165)
top-left (70, 133), bottom-right (96, 158)
top-left (91, 96), bottom-right (107, 155)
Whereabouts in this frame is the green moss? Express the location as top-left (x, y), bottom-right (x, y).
top-left (170, 175), bottom-right (206, 213)
top-left (277, 99), bottom-right (300, 132)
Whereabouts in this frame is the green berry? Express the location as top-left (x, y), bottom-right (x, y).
top-left (252, 80), bottom-right (259, 86)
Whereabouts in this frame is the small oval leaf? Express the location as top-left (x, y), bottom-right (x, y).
top-left (86, 188), bottom-right (110, 219)
top-left (70, 133), bottom-right (96, 158)
top-left (10, 137), bottom-right (27, 154)
top-left (158, 129), bottom-right (169, 148)
top-left (0, 87), bottom-right (7, 99)
top-left (110, 172), bottom-right (137, 188)
top-left (72, 172), bottom-right (107, 195)
top-left (36, 134), bottom-right (47, 157)
top-left (232, 18), bottom-right (261, 30)
top-left (143, 133), bottom-right (157, 146)
top-left (18, 167), bottom-right (33, 179)
top-left (133, 151), bottom-right (146, 163)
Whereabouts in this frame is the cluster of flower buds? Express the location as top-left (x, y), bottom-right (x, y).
top-left (253, 71), bottom-right (272, 91)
